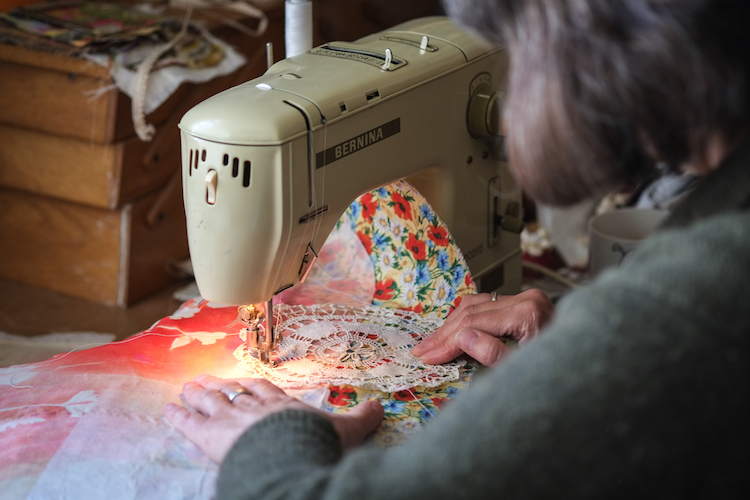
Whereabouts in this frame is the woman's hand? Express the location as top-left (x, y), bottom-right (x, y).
top-left (412, 289), bottom-right (554, 366)
top-left (164, 374), bottom-right (384, 463)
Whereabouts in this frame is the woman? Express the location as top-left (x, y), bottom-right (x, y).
top-left (165, 1), bottom-right (750, 497)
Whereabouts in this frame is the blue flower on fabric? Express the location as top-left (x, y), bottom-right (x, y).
top-left (383, 399), bottom-right (407, 413)
top-left (437, 250), bottom-right (450, 271)
top-left (377, 186), bottom-right (388, 198)
top-left (419, 406), bottom-right (437, 421)
top-left (373, 231), bottom-right (389, 250)
top-left (419, 203), bottom-right (433, 220)
top-left (452, 266), bottom-right (465, 286)
top-left (444, 386), bottom-right (460, 397)
top-left (415, 262), bottom-right (430, 285)
top-left (349, 201), bottom-right (361, 220)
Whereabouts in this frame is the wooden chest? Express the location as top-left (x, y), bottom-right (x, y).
top-left (0, 9), bottom-right (285, 306)
top-left (0, 1), bottom-right (442, 307)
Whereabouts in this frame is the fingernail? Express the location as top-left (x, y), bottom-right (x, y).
top-left (455, 329), bottom-right (479, 351)
top-left (183, 381), bottom-right (199, 391)
top-left (412, 337), bottom-right (433, 356)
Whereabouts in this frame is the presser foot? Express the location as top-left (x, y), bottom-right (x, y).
top-left (244, 326), bottom-right (279, 366)
top-left (238, 304), bottom-right (280, 366)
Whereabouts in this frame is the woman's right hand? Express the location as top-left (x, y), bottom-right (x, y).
top-left (412, 289), bottom-right (554, 366)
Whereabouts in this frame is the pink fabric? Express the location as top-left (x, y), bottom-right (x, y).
top-left (0, 182), bottom-right (478, 498)
top-left (0, 223), bottom-right (375, 499)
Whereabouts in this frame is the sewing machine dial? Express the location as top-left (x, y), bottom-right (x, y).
top-left (467, 73), bottom-right (504, 138)
top-left (469, 72), bottom-right (493, 95)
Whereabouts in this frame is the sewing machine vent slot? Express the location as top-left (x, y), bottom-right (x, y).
top-left (223, 154), bottom-right (229, 166)
top-left (201, 150), bottom-right (206, 161)
top-left (232, 157), bottom-right (239, 177)
top-left (193, 149), bottom-right (199, 171)
top-left (243, 161), bottom-right (251, 187)
top-left (189, 149), bottom-right (193, 176)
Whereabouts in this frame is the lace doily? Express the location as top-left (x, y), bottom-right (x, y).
top-left (234, 304), bottom-right (464, 392)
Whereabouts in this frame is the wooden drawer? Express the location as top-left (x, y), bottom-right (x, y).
top-left (0, 7), bottom-right (286, 209)
top-left (0, 43), bottom-right (186, 144)
top-left (0, 183), bottom-right (188, 307)
top-left (0, 122), bottom-right (178, 209)
top-left (0, 7), bottom-right (287, 306)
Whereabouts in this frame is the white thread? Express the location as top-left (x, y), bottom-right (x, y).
top-left (131, 7), bottom-right (193, 141)
top-left (402, 387), bottom-right (436, 420)
top-left (310, 122), bottom-right (328, 262)
top-left (169, 0), bottom-right (272, 37)
top-left (83, 83), bottom-right (118, 103)
top-left (285, 0), bottom-right (313, 58)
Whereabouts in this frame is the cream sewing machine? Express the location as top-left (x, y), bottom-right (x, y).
top-left (179, 17), bottom-right (523, 363)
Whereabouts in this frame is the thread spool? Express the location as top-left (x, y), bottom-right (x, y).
top-left (285, 0), bottom-right (313, 58)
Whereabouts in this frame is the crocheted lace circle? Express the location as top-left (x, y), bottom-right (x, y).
top-left (234, 304), bottom-right (464, 392)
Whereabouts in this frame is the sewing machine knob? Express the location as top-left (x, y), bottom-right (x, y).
top-left (205, 169), bottom-right (218, 205)
top-left (493, 201), bottom-right (525, 235)
top-left (468, 85), bottom-right (504, 138)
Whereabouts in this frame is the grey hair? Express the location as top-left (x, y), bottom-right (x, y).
top-left (443, 0), bottom-right (750, 204)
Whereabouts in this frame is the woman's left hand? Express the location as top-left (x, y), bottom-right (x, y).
top-left (164, 374), bottom-right (384, 463)
top-left (412, 289), bottom-right (554, 366)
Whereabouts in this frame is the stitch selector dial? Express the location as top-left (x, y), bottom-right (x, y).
top-left (467, 73), bottom-right (504, 138)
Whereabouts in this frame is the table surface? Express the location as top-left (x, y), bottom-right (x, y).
top-left (0, 221), bottom-right (475, 500)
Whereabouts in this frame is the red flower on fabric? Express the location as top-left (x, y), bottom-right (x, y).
top-left (391, 192), bottom-right (413, 221)
top-left (449, 295), bottom-right (463, 314)
top-left (406, 233), bottom-right (427, 261)
top-left (431, 397), bottom-right (449, 410)
top-left (428, 224), bottom-right (450, 247)
top-left (465, 274), bottom-right (473, 287)
top-left (360, 193), bottom-right (377, 221)
top-left (393, 390), bottom-right (419, 401)
top-left (374, 278), bottom-right (396, 301)
top-left (329, 386), bottom-right (357, 406)
top-left (403, 303), bottom-right (424, 314)
top-left (357, 230), bottom-right (373, 254)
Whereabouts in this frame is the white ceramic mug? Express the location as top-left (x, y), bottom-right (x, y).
top-left (588, 208), bottom-right (669, 276)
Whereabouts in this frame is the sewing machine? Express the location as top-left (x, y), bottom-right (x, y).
top-left (179, 17), bottom-right (523, 363)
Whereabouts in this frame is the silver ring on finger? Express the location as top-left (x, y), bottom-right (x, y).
top-left (223, 387), bottom-right (253, 403)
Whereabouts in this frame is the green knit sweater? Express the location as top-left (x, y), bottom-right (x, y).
top-left (217, 141), bottom-right (750, 499)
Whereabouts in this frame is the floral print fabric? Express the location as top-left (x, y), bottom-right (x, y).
top-left (339, 180), bottom-right (476, 318)
top-left (325, 181), bottom-right (479, 446)
top-left (325, 363), bottom-right (478, 448)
